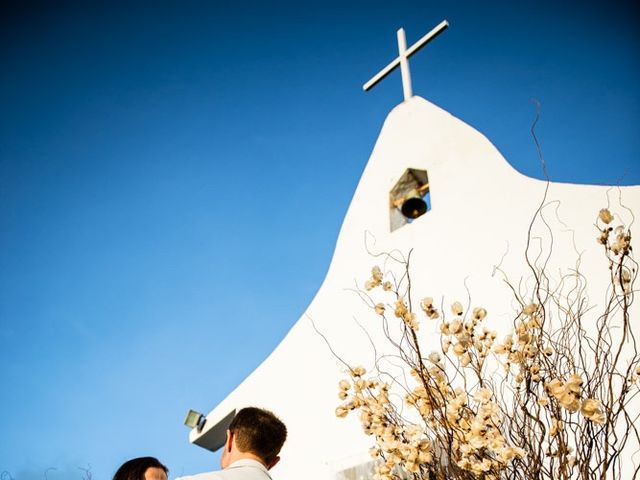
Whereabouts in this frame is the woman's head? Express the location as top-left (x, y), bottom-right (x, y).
top-left (113, 457), bottom-right (168, 480)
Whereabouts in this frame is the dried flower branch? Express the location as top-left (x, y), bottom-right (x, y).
top-left (333, 207), bottom-right (638, 480)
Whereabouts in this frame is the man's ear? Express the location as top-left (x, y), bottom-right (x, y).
top-left (225, 430), bottom-right (234, 453)
top-left (266, 455), bottom-right (280, 471)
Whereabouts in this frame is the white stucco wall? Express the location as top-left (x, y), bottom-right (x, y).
top-left (190, 97), bottom-right (640, 479)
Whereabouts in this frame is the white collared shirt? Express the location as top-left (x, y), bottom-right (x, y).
top-left (176, 459), bottom-right (272, 480)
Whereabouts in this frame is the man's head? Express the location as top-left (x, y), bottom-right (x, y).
top-left (221, 407), bottom-right (287, 470)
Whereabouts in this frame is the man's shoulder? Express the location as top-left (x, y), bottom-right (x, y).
top-left (175, 472), bottom-right (223, 480)
top-left (176, 460), bottom-right (271, 480)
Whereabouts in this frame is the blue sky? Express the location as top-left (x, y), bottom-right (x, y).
top-left (0, 1), bottom-right (638, 479)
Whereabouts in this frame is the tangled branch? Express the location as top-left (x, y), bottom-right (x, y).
top-left (332, 206), bottom-right (638, 480)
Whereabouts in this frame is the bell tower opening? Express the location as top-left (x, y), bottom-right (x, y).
top-left (389, 168), bottom-right (430, 232)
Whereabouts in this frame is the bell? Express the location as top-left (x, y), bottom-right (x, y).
top-left (401, 193), bottom-right (427, 219)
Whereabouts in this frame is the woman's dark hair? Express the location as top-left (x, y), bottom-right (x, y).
top-left (113, 457), bottom-right (168, 480)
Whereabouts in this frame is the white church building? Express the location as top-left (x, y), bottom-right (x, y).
top-left (183, 21), bottom-right (640, 480)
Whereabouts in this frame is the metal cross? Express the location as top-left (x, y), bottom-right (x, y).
top-left (363, 20), bottom-right (449, 101)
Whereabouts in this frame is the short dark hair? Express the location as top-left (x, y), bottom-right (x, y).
top-left (112, 457), bottom-right (168, 480)
top-left (229, 407), bottom-right (287, 464)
